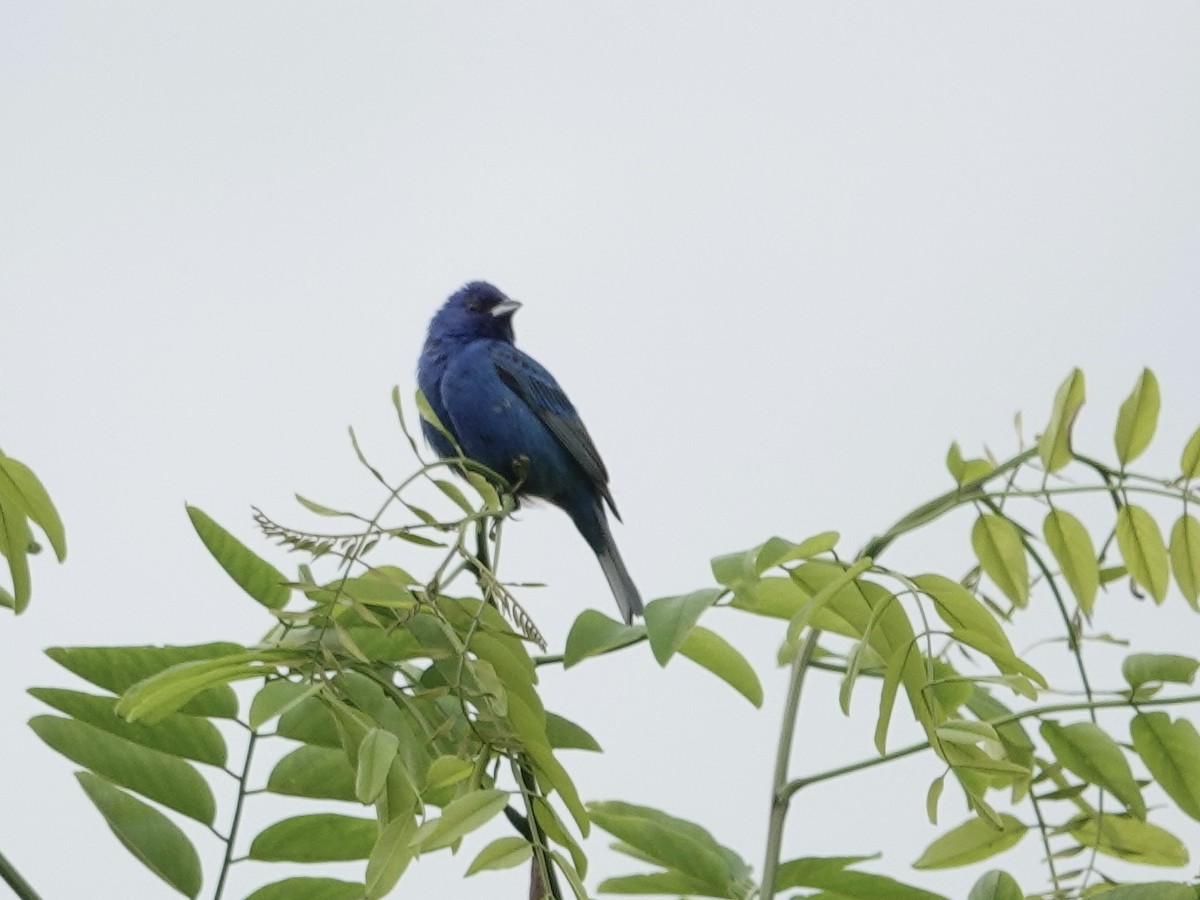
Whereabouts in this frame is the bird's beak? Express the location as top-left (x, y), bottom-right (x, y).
top-left (492, 298), bottom-right (522, 318)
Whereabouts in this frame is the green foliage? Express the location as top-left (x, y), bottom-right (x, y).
top-left (0, 448), bottom-right (65, 613)
top-left (22, 371), bottom-right (1200, 900)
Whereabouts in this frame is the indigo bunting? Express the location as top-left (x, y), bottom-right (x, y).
top-left (418, 281), bottom-right (643, 624)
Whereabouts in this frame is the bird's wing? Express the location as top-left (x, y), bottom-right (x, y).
top-left (488, 342), bottom-right (619, 515)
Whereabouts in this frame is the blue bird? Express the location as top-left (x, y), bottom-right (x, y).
top-left (418, 281), bottom-right (643, 624)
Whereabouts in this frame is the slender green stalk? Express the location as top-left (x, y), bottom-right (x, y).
top-left (759, 628), bottom-right (820, 898)
top-left (0, 849), bottom-right (41, 900)
top-left (513, 759), bottom-right (562, 900)
top-left (214, 730), bottom-right (258, 900)
top-left (860, 449), bottom-right (1036, 560)
top-left (779, 692), bottom-right (1200, 798)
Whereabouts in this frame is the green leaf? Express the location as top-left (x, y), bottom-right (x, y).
top-left (1181, 425), bottom-right (1200, 480)
top-left (277, 695), bottom-right (341, 747)
top-left (1069, 813), bottom-right (1188, 866)
top-left (356, 728), bottom-right (400, 804)
top-left (411, 788), bottom-right (509, 852)
top-left (967, 870), bottom-right (1023, 900)
top-left (677, 625), bottom-right (763, 707)
top-left (1114, 368), bottom-right (1161, 466)
top-left (424, 755), bottom-right (474, 791)
top-left (1122, 653), bottom-right (1199, 689)
top-left (753, 531), bottom-right (840, 573)
top-left (874, 642), bottom-right (909, 754)
top-left (248, 679), bottom-right (318, 730)
top-left (643, 588), bottom-right (721, 665)
top-left (1040, 721), bottom-right (1145, 819)
top-left (27, 688), bottom-right (226, 766)
top-left (1130, 712), bottom-right (1200, 821)
top-left (364, 816), bottom-right (417, 899)
top-left (1169, 514), bottom-right (1200, 609)
top-left (1043, 509), bottom-right (1100, 615)
top-left (1038, 368), bottom-right (1086, 472)
top-left (926, 775), bottom-right (945, 825)
top-left (244, 879), bottom-right (365, 900)
top-left (266, 745), bottom-right (357, 802)
top-left (563, 610), bottom-right (644, 668)
top-left (0, 452), bottom-right (66, 560)
top-left (466, 836), bottom-right (532, 875)
top-left (76, 772), bottom-right (201, 899)
top-left (45, 644), bottom-right (242, 719)
top-left (1116, 505), bottom-right (1171, 603)
top-left (186, 505), bottom-right (290, 609)
top-left (1087, 884), bottom-right (1196, 900)
top-left (589, 801), bottom-right (751, 895)
top-left (249, 814), bottom-right (377, 862)
top-left (549, 848), bottom-right (588, 900)
top-left (531, 795), bottom-right (588, 880)
top-left (545, 712), bottom-right (603, 753)
top-left (727, 575), bottom-right (809, 620)
top-left (970, 515), bottom-right (1029, 607)
top-left (432, 478), bottom-right (475, 515)
top-left (777, 855), bottom-right (948, 898)
top-left (294, 494), bottom-right (357, 518)
top-left (913, 574), bottom-right (1045, 688)
top-left (946, 442), bottom-right (995, 487)
top-left (31, 716), bottom-right (215, 824)
top-left (936, 720), bottom-right (1003, 757)
top-left (597, 871), bottom-right (714, 895)
top-left (0, 499), bottom-right (32, 611)
top-left (117, 652), bottom-right (287, 723)
top-left (914, 815), bottom-right (1026, 869)
top-left (524, 740), bottom-right (590, 835)
top-left (785, 557), bottom-right (875, 645)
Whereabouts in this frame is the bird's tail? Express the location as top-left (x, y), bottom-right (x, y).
top-left (593, 513), bottom-right (643, 625)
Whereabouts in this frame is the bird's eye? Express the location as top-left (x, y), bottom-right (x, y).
top-left (466, 299), bottom-right (481, 312)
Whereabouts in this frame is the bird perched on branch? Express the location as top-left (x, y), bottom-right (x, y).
top-left (417, 281), bottom-right (643, 624)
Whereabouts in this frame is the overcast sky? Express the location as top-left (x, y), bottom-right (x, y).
top-left (4, 5), bottom-right (1200, 899)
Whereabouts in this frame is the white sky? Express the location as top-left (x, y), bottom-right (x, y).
top-left (3, 4), bottom-right (1200, 899)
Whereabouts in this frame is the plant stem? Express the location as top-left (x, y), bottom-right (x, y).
top-left (213, 730), bottom-right (257, 900)
top-left (759, 628), bottom-right (820, 898)
top-left (860, 449), bottom-right (1036, 560)
top-left (778, 691), bottom-right (1200, 798)
top-left (0, 849), bottom-right (41, 900)
top-left (513, 759), bottom-right (562, 900)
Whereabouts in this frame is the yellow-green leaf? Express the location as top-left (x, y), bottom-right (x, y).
top-left (1038, 368), bottom-right (1086, 472)
top-left (1181, 425), bottom-right (1200, 480)
top-left (971, 515), bottom-right (1029, 607)
top-left (1130, 712), bottom-right (1200, 821)
top-left (466, 837), bottom-right (531, 875)
top-left (946, 442), bottom-right (995, 487)
top-left (914, 815), bottom-right (1026, 869)
top-left (1043, 509), bottom-right (1100, 615)
top-left (1069, 814), bottom-right (1188, 866)
top-left (1116, 505), bottom-right (1170, 603)
top-left (968, 870), bottom-right (1023, 900)
top-left (1040, 720), bottom-right (1145, 819)
top-left (678, 625), bottom-right (763, 707)
top-left (1114, 368), bottom-right (1160, 466)
top-left (410, 789), bottom-right (509, 852)
top-left (364, 816), bottom-right (417, 899)
top-left (1169, 514), bottom-right (1200, 609)
top-left (186, 506), bottom-right (290, 609)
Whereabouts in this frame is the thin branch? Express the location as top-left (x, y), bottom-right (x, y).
top-left (780, 692), bottom-right (1200, 799)
top-left (213, 731), bottom-right (258, 900)
top-left (0, 849), bottom-right (41, 900)
top-left (860, 449), bottom-right (1037, 560)
top-left (759, 628), bottom-right (820, 898)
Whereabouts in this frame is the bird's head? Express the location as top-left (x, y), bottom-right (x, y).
top-left (430, 281), bottom-right (521, 344)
